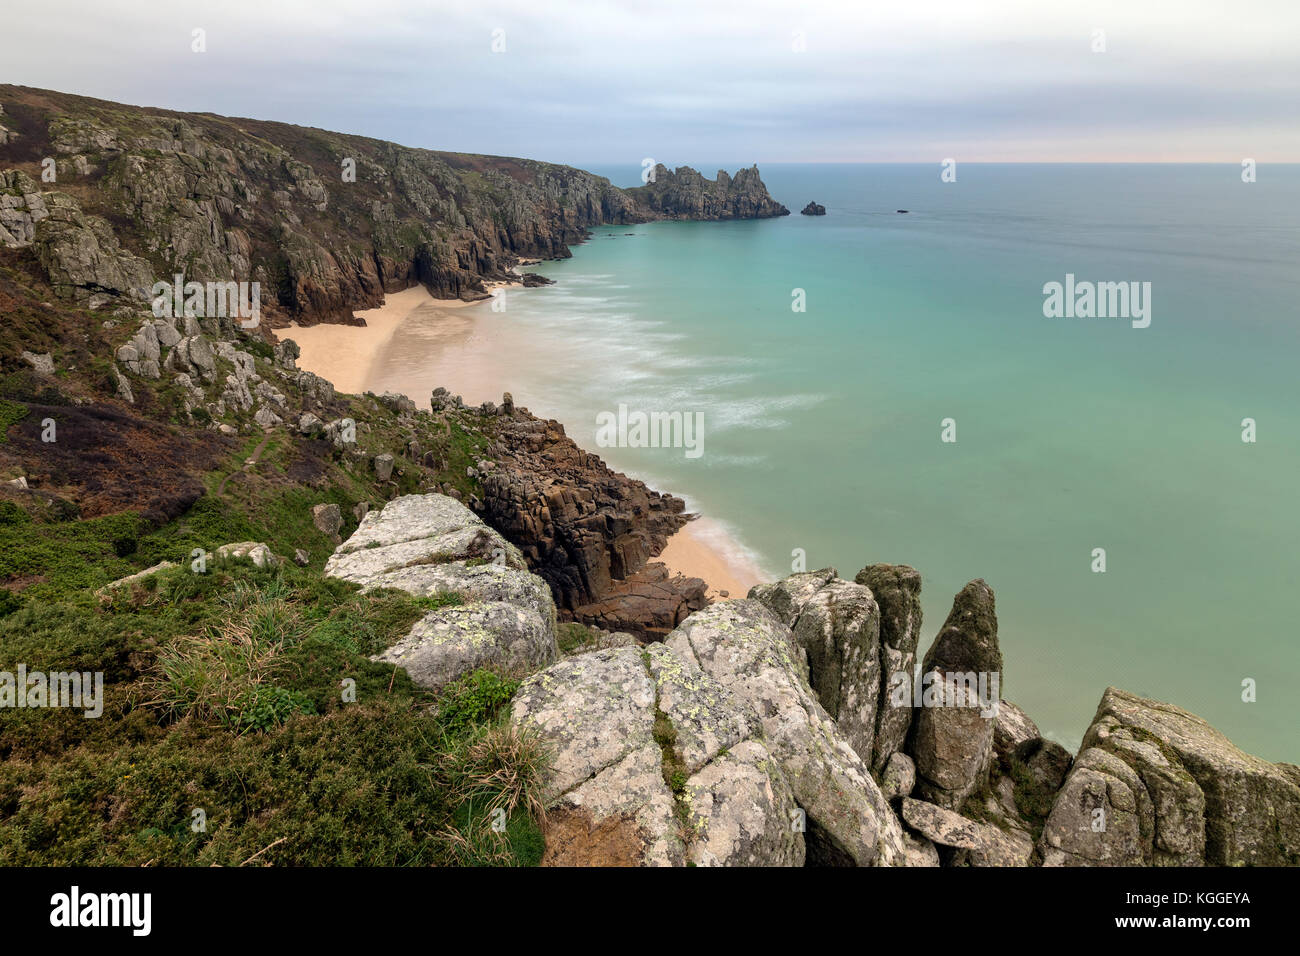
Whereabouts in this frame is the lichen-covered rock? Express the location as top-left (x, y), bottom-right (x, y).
top-left (993, 699), bottom-right (1040, 758)
top-left (749, 570), bottom-right (882, 766)
top-left (665, 600), bottom-right (905, 866)
top-left (855, 563), bottom-right (923, 771)
top-left (921, 578), bottom-right (1002, 678)
top-left (900, 797), bottom-right (1033, 866)
top-left (327, 494), bottom-right (558, 691)
top-left (366, 562), bottom-right (556, 630)
top-left (747, 567), bottom-right (837, 628)
top-left (375, 601), bottom-right (554, 694)
top-left (902, 830), bottom-right (941, 867)
top-left (0, 170), bottom-right (50, 248)
top-left (683, 740), bottom-right (805, 867)
top-left (1039, 746), bottom-right (1154, 867)
top-left (911, 674), bottom-right (998, 810)
top-left (325, 494), bottom-right (527, 585)
top-left (1040, 687), bottom-right (1300, 866)
top-left (881, 751), bottom-right (916, 801)
top-left (311, 502), bottom-right (342, 539)
top-left (901, 797), bottom-right (991, 850)
top-left (511, 645), bottom-right (804, 867)
top-left (795, 579), bottom-right (881, 764)
top-left (909, 580), bottom-right (1002, 810)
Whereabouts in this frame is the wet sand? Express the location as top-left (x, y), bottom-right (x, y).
top-left (285, 285), bottom-right (770, 599)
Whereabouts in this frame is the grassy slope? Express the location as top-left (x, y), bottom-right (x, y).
top-left (0, 250), bottom-right (553, 865)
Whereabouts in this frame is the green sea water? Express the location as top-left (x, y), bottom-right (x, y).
top-left (473, 164), bottom-right (1300, 760)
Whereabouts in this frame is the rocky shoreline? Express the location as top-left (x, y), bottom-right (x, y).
top-left (316, 493), bottom-right (1300, 866)
top-left (2, 87), bottom-right (1296, 868)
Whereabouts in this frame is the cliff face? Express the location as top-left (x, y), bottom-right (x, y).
top-left (0, 87), bottom-right (787, 325)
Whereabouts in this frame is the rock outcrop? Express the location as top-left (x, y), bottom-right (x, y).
top-left (855, 563), bottom-right (923, 772)
top-left (1039, 687), bottom-right (1300, 867)
top-left (477, 411), bottom-right (692, 626)
top-left (513, 597), bottom-right (910, 866)
top-left (800, 201), bottom-right (827, 216)
top-left (750, 570), bottom-right (882, 767)
top-left (665, 600), bottom-right (905, 866)
top-left (325, 494), bottom-right (558, 693)
top-left (624, 165), bottom-right (789, 221)
top-left (511, 645), bottom-right (803, 866)
top-left (908, 579), bottom-right (1002, 810)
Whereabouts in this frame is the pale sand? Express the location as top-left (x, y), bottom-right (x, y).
top-left (285, 286), bottom-right (482, 396)
top-left (657, 518), bottom-right (768, 601)
top-left (285, 284), bottom-right (771, 600)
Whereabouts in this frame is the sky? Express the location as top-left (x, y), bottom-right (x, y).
top-left (5, 0), bottom-right (1299, 165)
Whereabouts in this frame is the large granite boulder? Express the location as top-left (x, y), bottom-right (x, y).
top-left (909, 579), bottom-right (1002, 810)
top-left (749, 567), bottom-right (837, 628)
top-left (511, 645), bottom-right (803, 867)
top-left (375, 601), bottom-right (554, 694)
top-left (855, 563), bottom-right (924, 771)
top-left (749, 569), bottom-right (881, 766)
top-left (326, 494), bottom-right (557, 693)
top-left (665, 600), bottom-right (906, 866)
top-left (325, 494), bottom-right (528, 586)
top-left (1040, 687), bottom-right (1300, 866)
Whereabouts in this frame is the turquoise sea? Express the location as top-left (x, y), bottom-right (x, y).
top-left (475, 164), bottom-right (1300, 760)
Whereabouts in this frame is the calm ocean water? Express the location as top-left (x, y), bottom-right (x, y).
top-left (480, 163), bottom-right (1300, 760)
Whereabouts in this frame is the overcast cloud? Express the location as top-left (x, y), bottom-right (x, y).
top-left (5, 0), bottom-right (1298, 164)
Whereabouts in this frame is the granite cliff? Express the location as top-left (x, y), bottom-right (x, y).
top-left (0, 86), bottom-right (786, 326)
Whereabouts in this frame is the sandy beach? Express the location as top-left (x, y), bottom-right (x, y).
top-left (285, 286), bottom-right (483, 396)
top-left (658, 517), bottom-right (766, 600)
top-left (285, 284), bottom-right (770, 600)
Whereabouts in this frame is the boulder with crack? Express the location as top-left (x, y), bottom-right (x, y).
top-left (511, 644), bottom-right (803, 866)
top-left (325, 494), bottom-right (557, 693)
top-left (665, 599), bottom-right (906, 866)
top-left (749, 568), bottom-right (881, 767)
